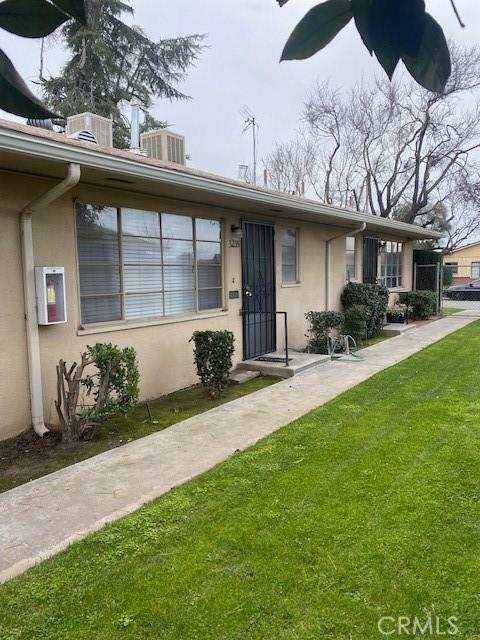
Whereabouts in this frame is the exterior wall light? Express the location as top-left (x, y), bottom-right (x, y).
top-left (231, 223), bottom-right (243, 238)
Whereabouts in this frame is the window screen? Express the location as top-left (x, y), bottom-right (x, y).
top-left (281, 229), bottom-right (298, 283)
top-left (379, 241), bottom-right (403, 289)
top-left (76, 205), bottom-right (223, 323)
top-left (471, 262), bottom-right (480, 278)
top-left (76, 204), bottom-right (122, 323)
top-left (346, 236), bottom-right (356, 281)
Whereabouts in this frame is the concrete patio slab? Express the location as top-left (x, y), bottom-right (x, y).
top-left (0, 313), bottom-right (477, 584)
top-left (382, 322), bottom-right (417, 337)
top-left (238, 350), bottom-right (329, 378)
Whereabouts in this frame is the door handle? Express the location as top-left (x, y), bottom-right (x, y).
top-left (244, 287), bottom-right (253, 298)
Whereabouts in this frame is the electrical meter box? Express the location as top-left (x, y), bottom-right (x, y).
top-left (35, 267), bottom-right (67, 325)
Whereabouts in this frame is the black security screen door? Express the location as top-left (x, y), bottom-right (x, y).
top-left (241, 220), bottom-right (276, 360)
top-left (363, 237), bottom-right (379, 284)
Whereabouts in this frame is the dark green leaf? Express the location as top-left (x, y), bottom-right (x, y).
top-left (281, 0), bottom-right (353, 61)
top-left (0, 48), bottom-right (58, 118)
top-left (402, 14), bottom-right (451, 93)
top-left (0, 0), bottom-right (68, 38)
top-left (350, 0), bottom-right (373, 53)
top-left (51, 0), bottom-right (87, 25)
top-left (352, 0), bottom-right (427, 79)
top-left (373, 41), bottom-right (400, 80)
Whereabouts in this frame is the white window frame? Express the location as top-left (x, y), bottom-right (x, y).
top-left (346, 236), bottom-right (356, 282)
top-left (471, 262), bottom-right (480, 278)
top-left (444, 261), bottom-right (458, 275)
top-left (281, 228), bottom-right (299, 284)
top-left (378, 241), bottom-right (403, 289)
top-left (76, 203), bottom-right (223, 325)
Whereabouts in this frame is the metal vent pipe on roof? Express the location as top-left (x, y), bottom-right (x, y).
top-left (130, 98), bottom-right (141, 150)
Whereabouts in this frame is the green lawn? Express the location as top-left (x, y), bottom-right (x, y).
top-left (442, 306), bottom-right (467, 316)
top-left (2, 323), bottom-right (480, 639)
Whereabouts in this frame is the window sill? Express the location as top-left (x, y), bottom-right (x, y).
top-left (77, 309), bottom-right (229, 336)
top-left (281, 282), bottom-right (301, 288)
top-left (388, 286), bottom-right (408, 293)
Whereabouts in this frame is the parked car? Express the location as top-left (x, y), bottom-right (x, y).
top-left (445, 279), bottom-right (480, 300)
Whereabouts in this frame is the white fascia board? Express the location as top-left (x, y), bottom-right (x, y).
top-left (0, 128), bottom-right (442, 241)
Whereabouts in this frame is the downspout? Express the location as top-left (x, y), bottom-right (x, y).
top-left (325, 222), bottom-right (366, 311)
top-left (20, 163), bottom-right (81, 437)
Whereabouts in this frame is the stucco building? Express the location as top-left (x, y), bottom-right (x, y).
top-left (0, 119), bottom-right (440, 440)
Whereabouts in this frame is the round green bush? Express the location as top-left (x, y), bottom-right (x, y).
top-left (341, 283), bottom-right (389, 338)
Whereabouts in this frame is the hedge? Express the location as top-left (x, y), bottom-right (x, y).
top-left (305, 311), bottom-right (344, 354)
top-left (341, 282), bottom-right (389, 338)
top-left (190, 330), bottom-right (235, 398)
top-left (399, 290), bottom-right (437, 320)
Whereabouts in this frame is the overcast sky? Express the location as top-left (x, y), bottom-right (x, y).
top-left (2, 1), bottom-right (479, 179)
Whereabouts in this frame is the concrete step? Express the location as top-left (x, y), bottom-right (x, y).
top-left (230, 369), bottom-right (260, 384)
top-left (382, 323), bottom-right (417, 337)
top-left (237, 350), bottom-right (330, 379)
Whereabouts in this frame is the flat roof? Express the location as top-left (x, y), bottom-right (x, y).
top-left (0, 118), bottom-right (441, 241)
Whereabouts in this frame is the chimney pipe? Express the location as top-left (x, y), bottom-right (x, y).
top-left (130, 98), bottom-right (141, 150)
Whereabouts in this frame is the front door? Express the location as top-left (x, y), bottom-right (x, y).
top-left (241, 220), bottom-right (276, 360)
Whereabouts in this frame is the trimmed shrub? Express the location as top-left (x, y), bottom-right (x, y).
top-left (399, 290), bottom-right (437, 320)
top-left (85, 343), bottom-right (140, 418)
top-left (343, 304), bottom-right (370, 343)
top-left (341, 282), bottom-right (389, 338)
top-left (190, 330), bottom-right (235, 398)
top-left (305, 311), bottom-right (344, 354)
top-left (56, 343), bottom-right (140, 442)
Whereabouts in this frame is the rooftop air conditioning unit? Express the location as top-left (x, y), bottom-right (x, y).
top-left (67, 130), bottom-right (98, 144)
top-left (140, 129), bottom-right (186, 165)
top-left (67, 112), bottom-right (113, 147)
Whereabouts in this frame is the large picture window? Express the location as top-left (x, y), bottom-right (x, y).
top-left (379, 241), bottom-right (403, 289)
top-left (76, 204), bottom-right (222, 324)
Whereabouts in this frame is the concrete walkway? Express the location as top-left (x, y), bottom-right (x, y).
top-left (0, 314), bottom-right (476, 584)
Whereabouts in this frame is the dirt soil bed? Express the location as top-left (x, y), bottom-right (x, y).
top-left (0, 376), bottom-right (279, 494)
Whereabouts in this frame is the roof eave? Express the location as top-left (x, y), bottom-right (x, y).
top-left (0, 126), bottom-right (442, 241)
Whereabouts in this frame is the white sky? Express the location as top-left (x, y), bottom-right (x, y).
top-left (1, 0), bottom-right (479, 179)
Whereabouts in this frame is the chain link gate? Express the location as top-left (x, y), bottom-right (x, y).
top-left (442, 254), bottom-right (480, 317)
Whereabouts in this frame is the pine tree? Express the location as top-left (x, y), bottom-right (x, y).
top-left (42, 0), bottom-right (203, 147)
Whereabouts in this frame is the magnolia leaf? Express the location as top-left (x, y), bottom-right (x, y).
top-left (0, 48), bottom-right (59, 118)
top-left (281, 0), bottom-right (352, 61)
top-left (0, 0), bottom-right (69, 38)
top-left (352, 0), bottom-right (427, 79)
top-left (402, 13), bottom-right (451, 93)
top-left (350, 0), bottom-right (373, 53)
top-left (51, 0), bottom-right (87, 25)
top-left (372, 41), bottom-right (401, 80)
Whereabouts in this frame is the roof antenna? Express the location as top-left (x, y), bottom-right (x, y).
top-left (241, 107), bottom-right (258, 185)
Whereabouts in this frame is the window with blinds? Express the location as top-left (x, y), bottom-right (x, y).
top-left (76, 204), bottom-right (223, 324)
top-left (281, 229), bottom-right (298, 284)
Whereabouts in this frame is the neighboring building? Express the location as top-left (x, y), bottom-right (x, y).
top-left (445, 241), bottom-right (480, 284)
top-left (0, 119), bottom-right (440, 440)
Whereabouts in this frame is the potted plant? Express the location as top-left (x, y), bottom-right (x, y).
top-left (386, 305), bottom-right (406, 323)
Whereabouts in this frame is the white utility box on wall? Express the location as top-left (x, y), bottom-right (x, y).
top-left (35, 267), bottom-right (67, 325)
